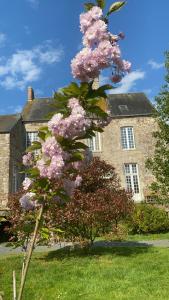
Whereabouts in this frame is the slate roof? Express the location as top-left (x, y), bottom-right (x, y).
top-left (21, 93), bottom-right (154, 122)
top-left (108, 93), bottom-right (154, 118)
top-left (22, 98), bottom-right (55, 122)
top-left (0, 114), bottom-right (21, 133)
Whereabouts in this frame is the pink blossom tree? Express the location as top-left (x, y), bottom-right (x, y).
top-left (9, 1), bottom-right (131, 299)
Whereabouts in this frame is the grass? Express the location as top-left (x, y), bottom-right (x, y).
top-left (1, 246), bottom-right (169, 300)
top-left (96, 231), bottom-right (169, 242)
top-left (127, 232), bottom-right (169, 241)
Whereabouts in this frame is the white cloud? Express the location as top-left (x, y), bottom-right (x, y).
top-left (35, 44), bottom-right (63, 64)
top-left (0, 33), bottom-right (7, 47)
top-left (0, 42), bottom-right (64, 90)
top-left (148, 59), bottom-right (164, 70)
top-left (108, 70), bottom-right (145, 94)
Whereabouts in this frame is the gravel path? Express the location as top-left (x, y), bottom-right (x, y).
top-left (1, 239), bottom-right (169, 255)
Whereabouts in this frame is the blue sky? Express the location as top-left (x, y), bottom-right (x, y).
top-left (0, 0), bottom-right (168, 115)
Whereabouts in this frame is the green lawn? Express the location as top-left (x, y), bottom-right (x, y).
top-left (1, 246), bottom-right (169, 300)
top-left (97, 231), bottom-right (169, 242)
top-left (127, 232), bottom-right (169, 241)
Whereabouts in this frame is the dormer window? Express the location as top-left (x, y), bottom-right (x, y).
top-left (121, 127), bottom-right (135, 149)
top-left (118, 105), bottom-right (129, 113)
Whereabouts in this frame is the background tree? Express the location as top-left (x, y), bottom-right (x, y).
top-left (146, 51), bottom-right (169, 203)
top-left (9, 158), bottom-right (133, 246)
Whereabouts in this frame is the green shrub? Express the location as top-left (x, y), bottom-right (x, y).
top-left (129, 203), bottom-right (169, 234)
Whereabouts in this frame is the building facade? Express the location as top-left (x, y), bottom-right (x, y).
top-left (0, 88), bottom-right (157, 210)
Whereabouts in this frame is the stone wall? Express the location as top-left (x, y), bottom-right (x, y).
top-left (96, 115), bottom-right (158, 201)
top-left (0, 133), bottom-right (10, 208)
top-left (24, 122), bottom-right (48, 132)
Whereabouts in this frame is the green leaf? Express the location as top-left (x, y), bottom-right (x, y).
top-left (70, 152), bottom-right (84, 162)
top-left (38, 126), bottom-right (48, 132)
top-left (80, 82), bottom-right (89, 97)
top-left (88, 106), bottom-right (108, 118)
top-left (26, 141), bottom-right (41, 152)
top-left (57, 136), bottom-right (72, 149)
top-left (28, 168), bottom-right (39, 177)
top-left (36, 178), bottom-right (49, 189)
top-left (73, 142), bottom-right (88, 149)
top-left (60, 82), bottom-right (80, 97)
top-left (38, 131), bottom-right (46, 141)
top-left (84, 2), bottom-right (95, 11)
top-left (98, 84), bottom-right (113, 91)
top-left (96, 0), bottom-right (105, 9)
top-left (51, 228), bottom-right (64, 233)
top-left (107, 1), bottom-right (126, 16)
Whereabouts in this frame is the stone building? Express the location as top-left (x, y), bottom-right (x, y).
top-left (0, 87), bottom-right (157, 211)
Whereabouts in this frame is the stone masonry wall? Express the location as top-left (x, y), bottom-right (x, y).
top-left (0, 133), bottom-right (10, 208)
top-left (95, 115), bottom-right (158, 201)
top-left (24, 122), bottom-right (48, 132)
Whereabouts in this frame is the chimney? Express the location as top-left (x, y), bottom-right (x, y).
top-left (27, 86), bottom-right (34, 102)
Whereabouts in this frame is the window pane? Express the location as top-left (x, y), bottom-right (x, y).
top-left (86, 132), bottom-right (101, 152)
top-left (127, 127), bottom-right (135, 148)
top-left (124, 164), bottom-right (130, 174)
top-left (126, 175), bottom-right (132, 192)
top-left (133, 175), bottom-right (139, 193)
top-left (124, 163), bottom-right (140, 194)
top-left (121, 127), bottom-right (135, 149)
top-left (26, 132), bottom-right (38, 147)
top-left (132, 164), bottom-right (137, 174)
top-left (121, 127), bottom-right (128, 149)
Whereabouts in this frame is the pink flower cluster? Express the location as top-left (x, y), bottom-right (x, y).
top-left (42, 137), bottom-right (63, 158)
top-left (48, 98), bottom-right (91, 138)
top-left (71, 6), bottom-right (131, 82)
top-left (22, 177), bottom-right (32, 191)
top-left (35, 99), bottom-right (91, 180)
top-left (23, 152), bottom-right (33, 167)
top-left (80, 6), bottom-right (103, 33)
top-left (19, 192), bottom-right (36, 211)
top-left (83, 20), bottom-right (109, 48)
top-left (36, 155), bottom-right (65, 179)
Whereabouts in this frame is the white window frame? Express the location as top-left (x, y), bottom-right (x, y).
top-left (26, 131), bottom-right (38, 148)
top-left (120, 126), bottom-right (135, 150)
top-left (124, 163), bottom-right (140, 194)
top-left (86, 132), bottom-right (101, 152)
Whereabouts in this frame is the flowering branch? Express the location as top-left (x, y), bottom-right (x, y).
top-left (9, 1), bottom-right (131, 299)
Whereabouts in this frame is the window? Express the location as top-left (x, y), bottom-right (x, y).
top-left (118, 105), bottom-right (129, 113)
top-left (121, 127), bottom-right (135, 149)
top-left (124, 163), bottom-right (140, 194)
top-left (86, 132), bottom-right (101, 152)
top-left (26, 132), bottom-right (38, 148)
